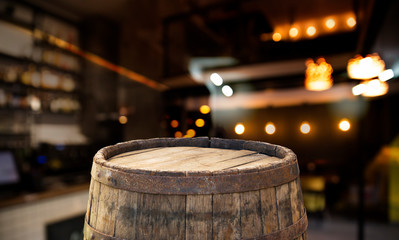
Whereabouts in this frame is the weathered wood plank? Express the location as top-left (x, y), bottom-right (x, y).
top-left (260, 187), bottom-right (279, 234)
top-left (240, 190), bottom-right (263, 238)
top-left (290, 179), bottom-right (301, 223)
top-left (135, 193), bottom-right (185, 239)
top-left (114, 190), bottom-right (138, 239)
top-left (136, 147), bottom-right (217, 170)
top-left (227, 155), bottom-right (281, 171)
top-left (109, 147), bottom-right (197, 166)
top-left (295, 177), bottom-right (307, 240)
top-left (107, 146), bottom-right (282, 173)
top-left (290, 179), bottom-right (301, 240)
top-left (296, 177), bottom-right (305, 216)
top-left (96, 183), bottom-right (119, 236)
top-left (276, 183), bottom-right (293, 230)
top-left (85, 177), bottom-right (95, 224)
top-left (88, 180), bottom-right (100, 228)
top-left (170, 150), bottom-right (257, 172)
top-left (213, 193), bottom-right (241, 240)
top-left (108, 147), bottom-right (161, 161)
top-left (186, 195), bottom-right (213, 240)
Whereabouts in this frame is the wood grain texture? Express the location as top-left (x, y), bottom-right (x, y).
top-left (107, 146), bottom-right (282, 172)
top-left (186, 195), bottom-right (212, 240)
top-left (88, 180), bottom-right (100, 228)
top-left (135, 193), bottom-right (185, 239)
top-left (276, 183), bottom-right (293, 230)
top-left (213, 193), bottom-right (241, 240)
top-left (96, 183), bottom-right (119, 236)
top-left (114, 190), bottom-right (138, 239)
top-left (240, 190), bottom-right (263, 238)
top-left (85, 178), bottom-right (95, 224)
top-left (260, 187), bottom-right (279, 234)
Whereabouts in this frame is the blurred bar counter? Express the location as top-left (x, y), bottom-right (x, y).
top-left (0, 182), bottom-right (89, 209)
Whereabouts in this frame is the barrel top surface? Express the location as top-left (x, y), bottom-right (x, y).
top-left (107, 146), bottom-right (283, 172)
top-left (92, 138), bottom-right (298, 194)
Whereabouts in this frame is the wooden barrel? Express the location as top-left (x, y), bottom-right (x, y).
top-left (84, 137), bottom-right (307, 240)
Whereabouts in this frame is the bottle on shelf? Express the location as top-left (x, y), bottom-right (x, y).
top-left (4, 65), bottom-right (20, 83)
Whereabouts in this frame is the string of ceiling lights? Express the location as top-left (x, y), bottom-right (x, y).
top-left (169, 104), bottom-right (352, 138)
top-left (233, 119), bottom-right (351, 136)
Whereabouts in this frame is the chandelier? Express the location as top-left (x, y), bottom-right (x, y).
top-left (305, 58), bottom-right (333, 91)
top-left (347, 53), bottom-right (385, 79)
top-left (348, 53), bottom-right (392, 97)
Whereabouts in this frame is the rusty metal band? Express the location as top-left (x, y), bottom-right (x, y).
top-left (91, 161), bottom-right (299, 195)
top-left (84, 220), bottom-right (117, 240)
top-left (83, 212), bottom-right (307, 240)
top-left (250, 212), bottom-right (308, 240)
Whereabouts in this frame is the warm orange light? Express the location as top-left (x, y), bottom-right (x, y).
top-left (195, 118), bottom-right (205, 127)
top-left (300, 122), bottom-right (311, 134)
top-left (339, 119), bottom-right (351, 132)
top-left (347, 54), bottom-right (385, 79)
top-left (186, 129), bottom-right (196, 137)
top-left (265, 122), bottom-right (276, 135)
top-left (306, 26), bottom-right (316, 37)
top-left (235, 123), bottom-right (245, 135)
top-left (305, 58), bottom-right (333, 91)
top-left (170, 120), bottom-right (179, 128)
top-left (325, 18), bottom-right (336, 29)
top-left (119, 116), bottom-right (128, 124)
top-left (346, 17), bottom-right (356, 28)
top-left (200, 105), bottom-right (210, 114)
top-left (289, 27), bottom-right (299, 38)
top-left (272, 32), bottom-right (282, 42)
top-left (355, 79), bottom-right (389, 97)
top-left (174, 131), bottom-right (183, 138)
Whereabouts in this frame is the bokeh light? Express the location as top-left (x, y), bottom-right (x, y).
top-left (379, 69), bottom-right (394, 82)
top-left (300, 122), bottom-right (311, 134)
top-left (119, 116), bottom-right (128, 124)
top-left (210, 73), bottom-right (223, 86)
top-left (306, 26), bottom-right (316, 36)
top-left (195, 118), bottom-right (205, 127)
top-left (346, 17), bottom-right (356, 28)
top-left (200, 105), bottom-right (210, 114)
top-left (222, 85), bottom-right (234, 97)
top-left (174, 131), bottom-right (183, 138)
top-left (325, 18), bottom-right (336, 29)
top-left (186, 129), bottom-right (196, 137)
top-left (170, 120), bottom-right (179, 128)
top-left (235, 123), bottom-right (245, 135)
top-left (265, 122), bottom-right (276, 135)
top-left (338, 119), bottom-right (351, 132)
top-left (272, 32), bottom-right (282, 42)
top-left (289, 27), bottom-right (299, 38)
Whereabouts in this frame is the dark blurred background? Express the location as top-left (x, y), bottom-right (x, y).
top-left (0, 0), bottom-right (399, 239)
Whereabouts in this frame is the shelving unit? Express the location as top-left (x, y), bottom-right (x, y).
top-left (0, 0), bottom-right (84, 149)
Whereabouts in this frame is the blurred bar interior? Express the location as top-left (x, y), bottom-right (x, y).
top-left (0, 0), bottom-right (399, 239)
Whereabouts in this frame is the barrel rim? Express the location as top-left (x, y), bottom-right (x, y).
top-left (93, 137), bottom-right (297, 176)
